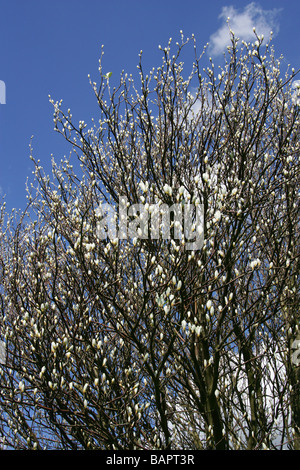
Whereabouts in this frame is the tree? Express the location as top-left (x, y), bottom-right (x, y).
top-left (0, 31), bottom-right (299, 450)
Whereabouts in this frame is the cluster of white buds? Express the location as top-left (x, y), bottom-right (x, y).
top-left (250, 258), bottom-right (261, 270)
top-left (139, 180), bottom-right (149, 193)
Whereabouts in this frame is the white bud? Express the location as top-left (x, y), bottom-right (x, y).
top-left (143, 353), bottom-right (149, 362)
top-left (195, 325), bottom-right (202, 336)
top-left (163, 184), bottom-right (172, 196)
top-left (202, 173), bottom-right (209, 183)
top-left (213, 210), bottom-right (222, 222)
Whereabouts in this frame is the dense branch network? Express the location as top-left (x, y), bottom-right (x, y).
top-left (0, 32), bottom-right (299, 450)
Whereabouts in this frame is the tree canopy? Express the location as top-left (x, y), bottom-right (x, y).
top-left (0, 31), bottom-right (299, 450)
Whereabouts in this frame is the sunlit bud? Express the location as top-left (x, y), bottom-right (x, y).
top-left (195, 325), bottom-right (202, 336)
top-left (213, 210), bottom-right (222, 222)
top-left (143, 353), bottom-right (149, 362)
top-left (202, 173), bottom-right (209, 183)
top-left (19, 381), bottom-right (25, 392)
top-left (139, 180), bottom-right (149, 193)
top-left (178, 186), bottom-right (185, 196)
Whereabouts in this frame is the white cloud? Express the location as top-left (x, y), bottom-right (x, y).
top-left (208, 2), bottom-right (282, 56)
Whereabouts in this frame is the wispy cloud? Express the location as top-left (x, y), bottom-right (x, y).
top-left (208, 2), bottom-right (282, 56)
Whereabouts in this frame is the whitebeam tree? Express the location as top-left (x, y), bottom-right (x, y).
top-left (0, 32), bottom-right (299, 450)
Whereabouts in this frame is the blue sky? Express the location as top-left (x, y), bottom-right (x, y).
top-left (0, 0), bottom-right (299, 212)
